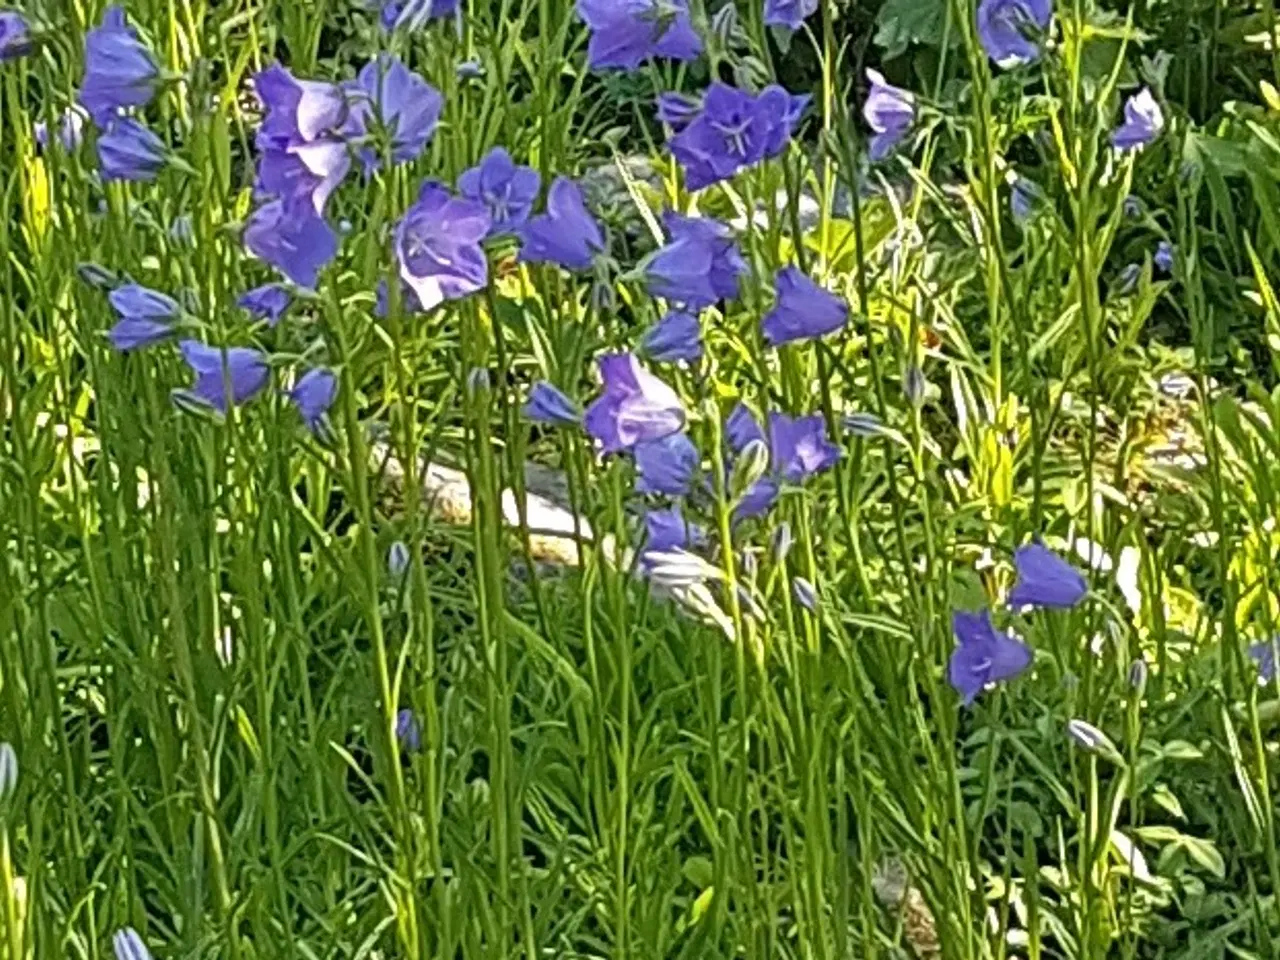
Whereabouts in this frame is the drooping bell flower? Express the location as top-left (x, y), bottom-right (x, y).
top-left (642, 504), bottom-right (705, 562)
top-left (645, 213), bottom-right (746, 310)
top-left (107, 284), bottom-right (180, 351)
top-left (395, 708), bottom-right (422, 751)
top-left (583, 353), bottom-right (685, 453)
top-left (761, 266), bottom-right (848, 346)
top-left (174, 341), bottom-right (270, 412)
top-left (948, 609), bottom-right (1032, 705)
top-left (768, 412), bottom-right (840, 482)
top-left (520, 178), bottom-right (605, 271)
top-left (0, 11), bottom-right (31, 62)
top-left (289, 367), bottom-right (338, 433)
top-left (458, 147), bottom-right (540, 235)
top-left (863, 69), bottom-right (914, 161)
top-left (244, 197), bottom-right (339, 289)
top-left (634, 431), bottom-right (699, 495)
top-left (1008, 542), bottom-right (1087, 609)
top-left (394, 180), bottom-right (491, 312)
top-left (642, 310), bottom-right (702, 363)
top-left (97, 117), bottom-right (166, 182)
top-left (1154, 240), bottom-right (1174, 274)
top-left (1111, 88), bottom-right (1163, 152)
top-left (342, 53), bottom-right (442, 170)
top-left (80, 6), bottom-right (158, 122)
top-left (977, 0), bottom-right (1051, 69)
top-left (523, 382), bottom-right (582, 426)
top-left (577, 0), bottom-right (703, 72)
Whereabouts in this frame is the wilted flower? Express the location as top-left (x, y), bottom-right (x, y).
top-left (976, 0), bottom-right (1051, 68)
top-left (1008, 542), bottom-right (1087, 609)
top-left (1154, 240), bottom-right (1174, 273)
top-left (80, 6), bottom-right (158, 122)
top-left (1112, 88), bottom-right (1163, 152)
top-left (388, 540), bottom-right (411, 576)
top-left (0, 10), bottom-right (31, 62)
top-left (343, 53), bottom-right (442, 170)
top-left (35, 106), bottom-right (88, 152)
top-left (238, 284), bottom-right (292, 325)
top-left (792, 576), bottom-right (819, 613)
top-left (645, 214), bottom-right (745, 309)
top-left (174, 341), bottom-right (270, 412)
top-left (642, 310), bottom-right (703, 362)
top-left (0, 743), bottom-right (16, 798)
top-left (769, 412), bottom-right (840, 481)
top-left (244, 198), bottom-right (338, 289)
top-left (459, 147), bottom-right (540, 235)
top-left (949, 609), bottom-right (1032, 705)
top-left (1250, 640), bottom-right (1277, 684)
top-left (669, 83), bottom-right (808, 190)
top-left (98, 117), bottom-right (166, 182)
top-left (523, 382), bottom-right (582, 426)
top-left (634, 432), bottom-right (699, 495)
top-left (112, 927), bottom-right (152, 960)
top-left (863, 69), bottom-right (914, 161)
top-left (290, 368), bottom-right (337, 433)
top-left (762, 266), bottom-right (848, 346)
top-left (395, 181), bottom-right (491, 312)
top-left (764, 0), bottom-right (817, 31)
top-left (577, 0), bottom-right (702, 71)
top-left (107, 284), bottom-right (180, 351)
top-left (521, 178), bottom-right (605, 271)
top-left (395, 708), bottom-right (422, 751)
top-left (583, 353), bottom-right (685, 453)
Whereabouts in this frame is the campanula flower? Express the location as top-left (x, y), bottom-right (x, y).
top-left (0, 11), bottom-right (31, 61)
top-left (769, 412), bottom-right (840, 481)
top-left (726, 403), bottom-right (765, 451)
top-left (761, 266), bottom-right (848, 346)
top-left (255, 64), bottom-right (346, 143)
top-left (106, 284), bottom-right (179, 350)
top-left (863, 69), bottom-right (914, 161)
top-left (523, 382), bottom-right (582, 426)
top-left (80, 6), bottom-right (158, 122)
top-left (584, 353), bottom-right (686, 453)
top-left (97, 117), bottom-right (166, 182)
top-left (1154, 240), bottom-right (1174, 273)
top-left (645, 213), bottom-right (746, 309)
top-left (976, 0), bottom-right (1051, 68)
top-left (1249, 640), bottom-right (1277, 684)
top-left (175, 341), bottom-right (270, 412)
top-left (643, 310), bottom-right (702, 362)
top-left (238, 284), bottom-right (292, 325)
top-left (521, 178), bottom-right (605, 270)
top-left (1008, 542), bottom-right (1087, 609)
top-left (634, 432), bottom-right (699, 495)
top-left (949, 609), bottom-right (1032, 705)
top-left (656, 92), bottom-right (700, 130)
top-left (343, 53), bottom-right (442, 170)
top-left (670, 83), bottom-right (807, 190)
top-left (112, 927), bottom-right (152, 960)
top-left (763, 0), bottom-right (817, 32)
top-left (723, 405), bottom-right (778, 520)
top-left (244, 198), bottom-right (339, 289)
top-left (35, 106), bottom-right (89, 153)
top-left (395, 181), bottom-right (491, 312)
top-left (577, 0), bottom-right (703, 71)
top-left (255, 138), bottom-right (350, 214)
top-left (458, 147), bottom-right (540, 234)
top-left (290, 368), bottom-right (337, 433)
top-left (108, 319), bottom-right (175, 352)
top-left (1111, 88), bottom-right (1163, 152)
top-left (395, 708), bottom-right (422, 751)
top-left (643, 504), bottom-right (704, 559)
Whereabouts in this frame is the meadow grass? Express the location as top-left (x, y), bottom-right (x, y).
top-left (1, 0), bottom-right (1280, 957)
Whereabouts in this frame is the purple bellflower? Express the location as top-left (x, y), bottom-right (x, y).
top-left (394, 181), bottom-right (491, 312)
top-left (761, 266), bottom-right (848, 346)
top-left (577, 0), bottom-right (703, 72)
top-left (238, 284), bottom-right (292, 325)
top-left (863, 69), bottom-right (914, 161)
top-left (396, 708), bottom-right (422, 751)
top-left (1112, 88), bottom-right (1163, 152)
top-left (763, 0), bottom-right (817, 32)
top-left (949, 609), bottom-right (1033, 705)
top-left (1010, 177), bottom-right (1041, 223)
top-left (634, 431), bottom-right (699, 495)
top-left (244, 198), bottom-right (339, 289)
top-left (1250, 640), bottom-right (1278, 684)
top-left (343, 53), bottom-right (442, 170)
top-left (459, 147), bottom-right (540, 234)
top-left (1008, 542), bottom-right (1087, 609)
top-left (112, 927), bottom-right (153, 960)
top-left (669, 83), bottom-right (807, 190)
top-left (724, 404), bottom-right (777, 520)
top-left (97, 117), bottom-right (166, 182)
top-left (0, 11), bottom-right (31, 62)
top-left (80, 6), bottom-right (158, 122)
top-left (645, 213), bottom-right (745, 309)
top-left (255, 64), bottom-right (346, 143)
top-left (254, 65), bottom-right (350, 211)
top-left (643, 504), bottom-right (705, 560)
top-left (976, 0), bottom-right (1051, 68)
top-left (289, 368), bottom-right (338, 433)
top-left (175, 341), bottom-right (270, 412)
top-left (107, 284), bottom-right (179, 351)
top-left (642, 310), bottom-right (703, 362)
top-left (726, 402), bottom-right (765, 450)
top-left (523, 382), bottom-right (582, 426)
top-left (255, 138), bottom-right (350, 214)
top-left (769, 412), bottom-right (840, 482)
top-left (583, 353), bottom-right (686, 453)
top-left (521, 178), bottom-right (605, 271)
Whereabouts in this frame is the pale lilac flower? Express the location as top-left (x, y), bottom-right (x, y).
top-left (583, 353), bottom-right (685, 453)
